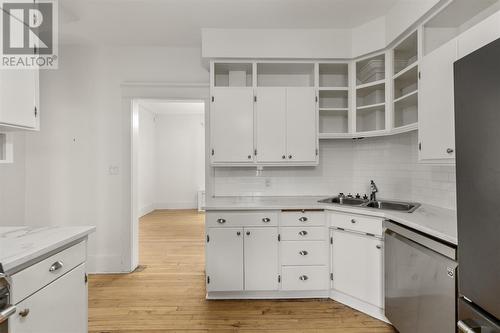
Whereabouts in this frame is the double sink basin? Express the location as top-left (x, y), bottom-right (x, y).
top-left (318, 196), bottom-right (420, 213)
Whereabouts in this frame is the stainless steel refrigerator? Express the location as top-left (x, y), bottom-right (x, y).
top-left (455, 37), bottom-right (500, 332)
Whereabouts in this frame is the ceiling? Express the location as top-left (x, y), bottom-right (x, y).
top-left (58, 0), bottom-right (399, 46)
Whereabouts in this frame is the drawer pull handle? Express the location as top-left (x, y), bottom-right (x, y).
top-left (246, 231), bottom-right (251, 236)
top-left (298, 230), bottom-right (308, 236)
top-left (19, 308), bottom-right (30, 318)
top-left (299, 275), bottom-right (309, 281)
top-left (299, 250), bottom-right (308, 256)
top-left (299, 217), bottom-right (308, 222)
top-left (351, 219), bottom-right (356, 224)
top-left (217, 218), bottom-right (226, 224)
top-left (49, 261), bottom-right (64, 272)
top-left (236, 231), bottom-right (241, 236)
top-left (376, 245), bottom-right (382, 249)
top-left (262, 218), bottom-right (271, 223)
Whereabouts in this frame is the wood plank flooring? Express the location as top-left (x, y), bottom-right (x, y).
top-left (88, 210), bottom-right (395, 333)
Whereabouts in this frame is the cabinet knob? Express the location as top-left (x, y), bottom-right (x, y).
top-left (298, 230), bottom-right (308, 236)
top-left (288, 155), bottom-right (293, 159)
top-left (247, 155), bottom-right (252, 159)
top-left (246, 231), bottom-right (251, 236)
top-left (49, 261), bottom-right (64, 272)
top-left (299, 250), bottom-right (309, 256)
top-left (217, 218), bottom-right (226, 224)
top-left (236, 231), bottom-right (241, 236)
top-left (19, 308), bottom-right (30, 318)
top-left (299, 217), bottom-right (308, 222)
top-left (262, 217), bottom-right (271, 223)
top-left (282, 155), bottom-right (286, 159)
top-left (299, 275), bottom-right (309, 281)
top-left (351, 219), bottom-right (356, 224)
top-left (446, 148), bottom-right (454, 154)
top-left (376, 245), bottom-right (382, 249)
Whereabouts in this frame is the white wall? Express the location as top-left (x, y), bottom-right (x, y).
top-left (0, 133), bottom-right (26, 225)
top-left (155, 112), bottom-right (205, 209)
top-left (138, 106), bottom-right (156, 216)
top-left (213, 131), bottom-right (456, 210)
top-left (25, 45), bottom-right (209, 273)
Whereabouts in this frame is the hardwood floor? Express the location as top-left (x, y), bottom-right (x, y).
top-left (88, 210), bottom-right (395, 333)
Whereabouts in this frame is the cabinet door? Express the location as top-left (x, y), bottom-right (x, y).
top-left (244, 227), bottom-right (279, 291)
top-left (255, 87), bottom-right (287, 162)
top-left (9, 264), bottom-right (87, 333)
top-left (206, 228), bottom-right (243, 292)
top-left (0, 69), bottom-right (38, 129)
top-left (286, 87), bottom-right (317, 162)
top-left (331, 230), bottom-right (383, 308)
top-left (211, 88), bottom-right (254, 163)
top-left (418, 38), bottom-right (457, 161)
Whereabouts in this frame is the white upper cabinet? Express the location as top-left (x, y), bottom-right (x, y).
top-left (210, 87), bottom-right (254, 164)
top-left (286, 87), bottom-right (317, 162)
top-left (0, 69), bottom-right (39, 130)
top-left (418, 38), bottom-right (458, 162)
top-left (458, 10), bottom-right (500, 59)
top-left (255, 87), bottom-right (287, 162)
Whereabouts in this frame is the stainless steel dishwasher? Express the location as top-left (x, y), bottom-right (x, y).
top-left (384, 220), bottom-right (457, 333)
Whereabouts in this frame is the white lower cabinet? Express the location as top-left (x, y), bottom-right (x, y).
top-left (330, 229), bottom-right (384, 308)
top-left (206, 226), bottom-right (279, 292)
top-left (9, 264), bottom-right (87, 333)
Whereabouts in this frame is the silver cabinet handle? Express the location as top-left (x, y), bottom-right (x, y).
top-left (217, 218), bottom-right (226, 224)
top-left (236, 231), bottom-right (241, 236)
top-left (282, 155), bottom-right (286, 159)
top-left (288, 155), bottom-right (293, 159)
top-left (298, 230), bottom-right (308, 236)
top-left (299, 250), bottom-right (308, 256)
top-left (49, 261), bottom-right (63, 272)
top-left (351, 219), bottom-right (356, 224)
top-left (299, 217), bottom-right (308, 222)
top-left (447, 148), bottom-right (454, 154)
top-left (262, 218), bottom-right (271, 223)
top-left (0, 305), bottom-right (16, 323)
top-left (376, 245), bottom-right (382, 249)
top-left (246, 231), bottom-right (251, 236)
top-left (247, 155), bottom-right (252, 159)
top-left (457, 321), bottom-right (476, 333)
top-left (299, 275), bottom-right (308, 281)
top-left (19, 308), bottom-right (29, 318)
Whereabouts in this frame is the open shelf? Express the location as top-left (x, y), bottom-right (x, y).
top-left (394, 31), bottom-right (418, 75)
top-left (319, 109), bottom-right (349, 135)
top-left (356, 105), bottom-right (386, 133)
top-left (394, 65), bottom-right (418, 99)
top-left (319, 63), bottom-right (349, 88)
top-left (394, 90), bottom-right (418, 128)
top-left (356, 54), bottom-right (385, 85)
top-left (214, 63), bottom-right (253, 87)
top-left (356, 82), bottom-right (385, 107)
top-left (319, 90), bottom-right (348, 109)
top-left (257, 63), bottom-right (314, 87)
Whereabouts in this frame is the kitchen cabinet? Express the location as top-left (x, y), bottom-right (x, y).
top-left (458, 10), bottom-right (500, 59)
top-left (210, 87), bottom-right (254, 164)
top-left (206, 225), bottom-right (278, 292)
top-left (255, 87), bottom-right (317, 163)
top-left (0, 69), bottom-right (39, 130)
top-left (331, 229), bottom-right (383, 308)
top-left (418, 38), bottom-right (457, 162)
top-left (9, 264), bottom-right (87, 333)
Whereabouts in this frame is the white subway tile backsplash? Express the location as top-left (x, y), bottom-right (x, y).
top-left (213, 131), bottom-right (456, 210)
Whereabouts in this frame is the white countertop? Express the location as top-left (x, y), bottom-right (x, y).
top-left (205, 196), bottom-right (457, 245)
top-left (0, 226), bottom-right (96, 274)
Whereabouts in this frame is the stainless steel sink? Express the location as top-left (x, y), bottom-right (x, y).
top-left (318, 197), bottom-right (368, 206)
top-left (318, 197), bottom-right (420, 213)
top-left (363, 200), bottom-right (421, 213)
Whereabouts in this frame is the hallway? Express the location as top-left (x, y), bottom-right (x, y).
top-left (88, 210), bottom-right (394, 332)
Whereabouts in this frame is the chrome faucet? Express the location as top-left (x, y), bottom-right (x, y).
top-left (370, 180), bottom-right (378, 201)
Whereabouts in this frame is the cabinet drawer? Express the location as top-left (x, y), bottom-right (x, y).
top-left (11, 241), bottom-right (86, 304)
top-left (281, 241), bottom-right (328, 266)
top-left (280, 211), bottom-right (325, 227)
top-left (206, 211), bottom-right (279, 227)
top-left (281, 266), bottom-right (329, 291)
top-left (280, 227), bottom-right (327, 241)
top-left (329, 212), bottom-right (383, 236)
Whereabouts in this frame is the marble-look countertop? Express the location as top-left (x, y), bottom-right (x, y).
top-left (0, 226), bottom-right (96, 274)
top-left (205, 196), bottom-right (457, 245)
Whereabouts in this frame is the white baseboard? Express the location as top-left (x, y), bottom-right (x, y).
top-left (87, 254), bottom-right (129, 274)
top-left (207, 290), bottom-right (329, 299)
top-left (154, 202), bottom-right (197, 210)
top-left (139, 203), bottom-right (155, 217)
